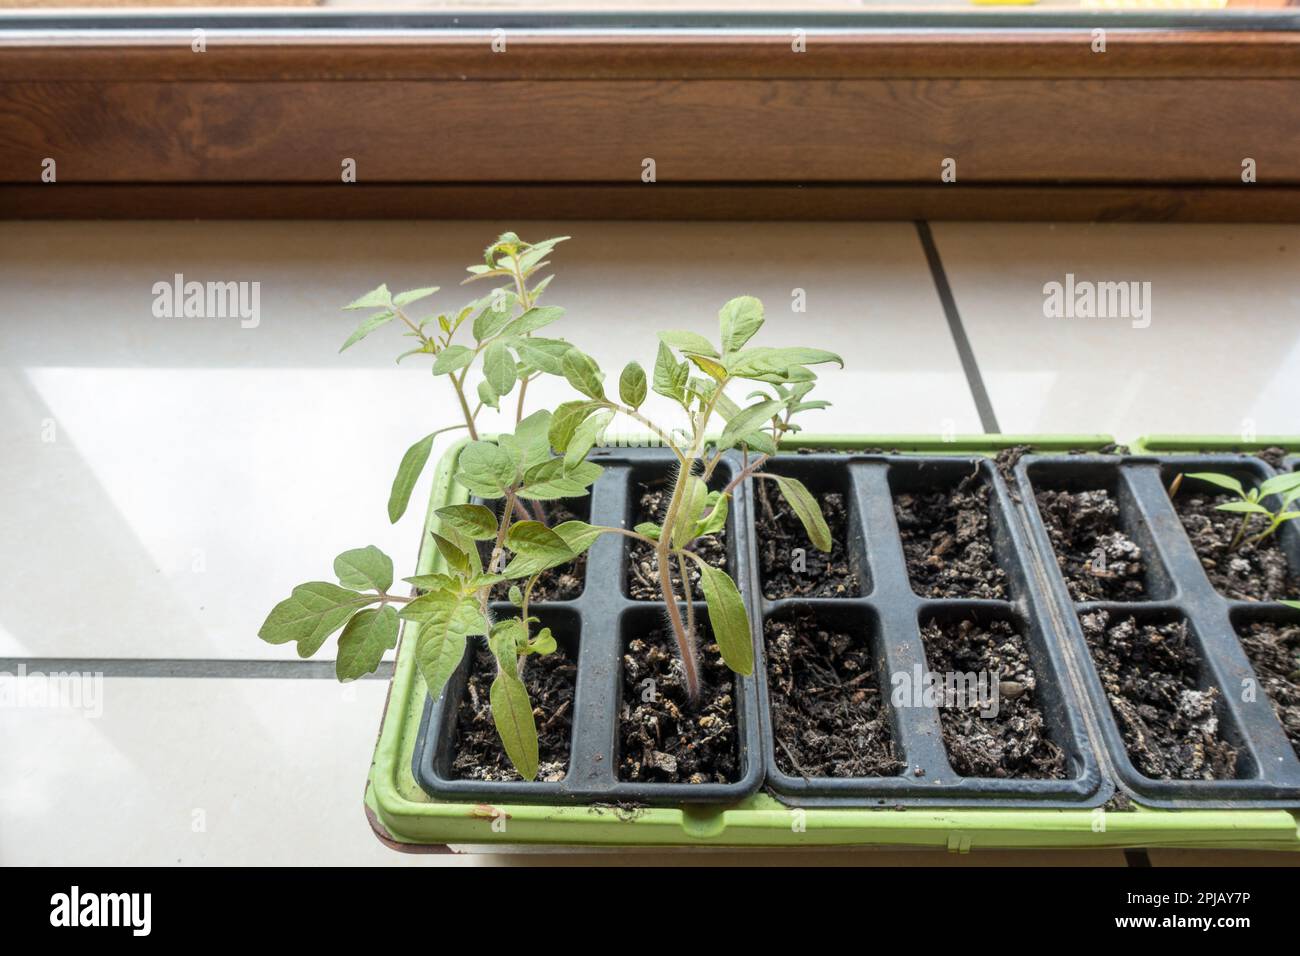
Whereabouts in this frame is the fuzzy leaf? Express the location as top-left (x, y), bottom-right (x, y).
top-left (482, 340), bottom-right (517, 396)
top-left (344, 284), bottom-right (391, 311)
top-left (388, 432), bottom-right (436, 523)
top-left (692, 492), bottom-right (728, 540)
top-left (501, 306), bottom-right (564, 338)
top-left (259, 582), bottom-right (373, 657)
top-left (435, 503), bottom-right (499, 541)
top-left (619, 361), bottom-right (648, 409)
top-left (548, 400), bottom-right (601, 452)
top-left (491, 672), bottom-right (540, 781)
top-left (769, 475), bottom-right (832, 552)
top-left (671, 476), bottom-right (709, 548)
top-left (562, 349), bottom-right (606, 400)
top-left (635, 521), bottom-right (662, 541)
top-left (720, 398), bottom-right (785, 449)
top-left (517, 459), bottom-right (602, 500)
top-left (652, 341), bottom-right (689, 403)
top-left (393, 286), bottom-right (439, 308)
top-left (686, 352), bottom-right (729, 382)
top-left (340, 311), bottom-right (395, 352)
top-left (1184, 472), bottom-right (1246, 497)
top-left (551, 520), bottom-right (605, 555)
top-left (719, 296), bottom-right (764, 354)
top-left (507, 521), bottom-right (573, 562)
top-left (514, 337), bottom-right (571, 376)
top-left (431, 344), bottom-right (475, 375)
top-left (694, 561), bottom-right (754, 676)
top-left (565, 409), bottom-right (611, 470)
top-left (333, 546), bottom-right (394, 592)
top-left (658, 330), bottom-right (718, 358)
top-left (335, 605), bottom-right (399, 681)
top-left (456, 441), bottom-right (517, 498)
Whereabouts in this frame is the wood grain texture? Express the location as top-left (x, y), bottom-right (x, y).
top-left (3, 78), bottom-right (1298, 184)
top-left (3, 32), bottom-right (1300, 81)
top-left (6, 183), bottom-right (1299, 222)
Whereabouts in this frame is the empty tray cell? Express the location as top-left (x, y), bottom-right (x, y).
top-left (624, 462), bottom-right (733, 601)
top-left (1163, 464), bottom-right (1300, 603)
top-left (1232, 609), bottom-right (1300, 760)
top-left (891, 460), bottom-right (1008, 600)
top-left (443, 606), bottom-right (581, 785)
top-left (764, 604), bottom-right (902, 779)
top-left (1028, 461), bottom-right (1166, 603)
top-left (479, 493), bottom-right (592, 602)
top-left (1079, 608), bottom-right (1245, 782)
top-left (756, 457), bottom-right (865, 600)
top-left (618, 606), bottom-right (740, 784)
top-left (918, 607), bottom-right (1068, 780)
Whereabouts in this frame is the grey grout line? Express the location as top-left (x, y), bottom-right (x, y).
top-left (0, 658), bottom-right (394, 679)
top-left (914, 220), bottom-right (1002, 435)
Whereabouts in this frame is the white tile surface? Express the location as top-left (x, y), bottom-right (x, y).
top-left (0, 221), bottom-right (975, 660)
top-left (932, 222), bottom-right (1300, 441)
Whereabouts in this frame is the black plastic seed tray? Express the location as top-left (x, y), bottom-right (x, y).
top-left (1014, 454), bottom-right (1300, 809)
top-left (412, 447), bottom-right (765, 806)
top-left (752, 454), bottom-right (1108, 808)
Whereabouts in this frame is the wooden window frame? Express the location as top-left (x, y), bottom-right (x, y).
top-left (2, 11), bottom-right (1299, 220)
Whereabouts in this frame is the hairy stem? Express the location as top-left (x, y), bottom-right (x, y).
top-left (657, 460), bottom-right (701, 702)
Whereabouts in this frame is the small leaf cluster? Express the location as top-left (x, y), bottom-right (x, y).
top-left (1180, 471), bottom-right (1300, 550)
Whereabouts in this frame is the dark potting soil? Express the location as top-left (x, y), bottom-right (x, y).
top-left (1237, 620), bottom-right (1300, 759)
top-left (764, 610), bottom-right (902, 778)
top-left (919, 616), bottom-right (1066, 779)
top-left (451, 645), bottom-right (576, 783)
top-left (486, 500), bottom-right (587, 602)
top-left (895, 476), bottom-right (1008, 599)
top-left (756, 483), bottom-right (860, 599)
top-left (618, 626), bottom-right (740, 783)
top-left (1080, 610), bottom-right (1239, 781)
top-left (1036, 487), bottom-right (1147, 602)
top-left (1172, 489), bottom-right (1297, 602)
top-left (627, 483), bottom-right (728, 601)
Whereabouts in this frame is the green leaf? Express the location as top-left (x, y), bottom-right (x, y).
top-left (619, 361), bottom-right (647, 409)
top-left (491, 672), bottom-right (540, 781)
top-left (403, 572), bottom-right (456, 592)
top-left (431, 344), bottom-right (475, 375)
top-left (388, 432), bottom-right (436, 523)
top-left (335, 605), bottom-right (399, 681)
top-left (393, 286), bottom-right (438, 308)
top-left (472, 293), bottom-right (516, 341)
top-left (1216, 500), bottom-right (1271, 516)
top-left (565, 409), bottom-right (612, 470)
top-left (729, 346), bottom-right (843, 378)
top-left (517, 459), bottom-right (603, 500)
top-left (477, 379), bottom-right (500, 412)
top-left (403, 591), bottom-right (487, 700)
top-left (658, 330), bottom-right (719, 358)
top-left (431, 532), bottom-right (471, 574)
top-left (259, 582), bottom-right (373, 657)
top-left (528, 628), bottom-right (557, 656)
top-left (483, 340), bottom-right (517, 396)
top-left (551, 520), bottom-right (605, 555)
top-left (719, 296), bottom-right (764, 354)
top-left (500, 306), bottom-right (564, 338)
top-left (1282, 600), bottom-right (1300, 612)
top-left (692, 492), bottom-right (728, 539)
top-left (652, 340), bottom-right (689, 403)
top-left (344, 284), bottom-right (391, 311)
top-left (1258, 473), bottom-right (1300, 498)
top-left (548, 400), bottom-right (601, 452)
top-left (686, 352), bottom-right (729, 382)
top-left (507, 521), bottom-right (574, 562)
top-left (456, 440), bottom-right (517, 498)
top-left (333, 545), bottom-right (394, 592)
top-left (340, 311), bottom-right (395, 352)
top-left (562, 348), bottom-right (605, 400)
top-left (514, 337), bottom-right (571, 376)
top-left (634, 521), bottom-right (662, 541)
top-left (435, 503), bottom-right (499, 541)
top-left (1184, 472), bottom-right (1246, 497)
top-left (768, 475), bottom-right (832, 552)
top-left (693, 560), bottom-right (754, 676)
top-left (720, 398), bottom-right (784, 449)
top-left (671, 476), bottom-right (709, 548)
top-left (489, 619), bottom-right (527, 676)
top-left (735, 429), bottom-right (778, 456)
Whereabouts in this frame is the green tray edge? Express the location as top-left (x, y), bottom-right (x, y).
top-left (365, 433), bottom-right (1300, 852)
top-left (1133, 435), bottom-right (1300, 455)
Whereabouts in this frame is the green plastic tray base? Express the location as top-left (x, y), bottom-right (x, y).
top-left (1133, 435), bottom-right (1299, 455)
top-left (365, 434), bottom-right (1300, 852)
